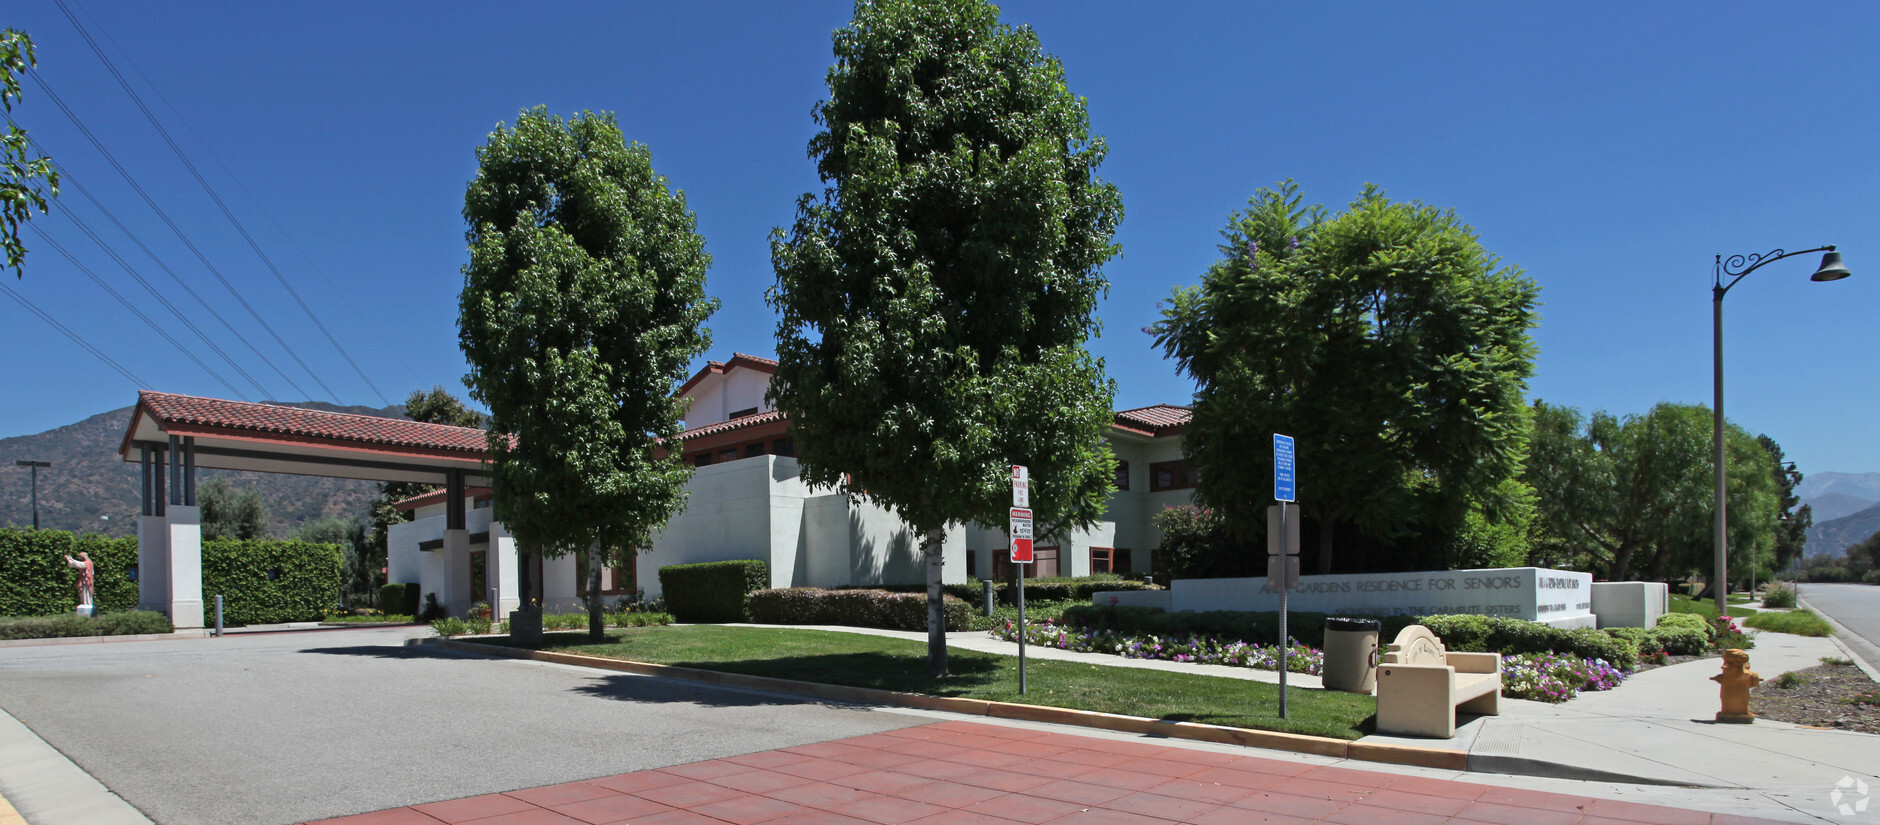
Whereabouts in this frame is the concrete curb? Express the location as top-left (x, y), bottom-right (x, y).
top-left (0, 630), bottom-right (209, 650)
top-left (1799, 596), bottom-right (1880, 683)
top-left (431, 638), bottom-right (1466, 771)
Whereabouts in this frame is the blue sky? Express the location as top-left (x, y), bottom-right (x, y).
top-left (3, 2), bottom-right (1876, 478)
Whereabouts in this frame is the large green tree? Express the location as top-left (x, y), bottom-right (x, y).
top-left (460, 107), bottom-right (716, 641)
top-left (769, 0), bottom-right (1123, 676)
top-left (1153, 182), bottom-right (1540, 574)
top-left (197, 477), bottom-right (269, 541)
top-left (1525, 401), bottom-right (1779, 584)
top-left (1759, 434), bottom-right (1810, 577)
top-left (2, 29), bottom-right (58, 277)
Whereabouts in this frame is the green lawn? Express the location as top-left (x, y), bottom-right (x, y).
top-left (498, 625), bottom-right (1377, 740)
top-left (1668, 593), bottom-right (1751, 619)
top-left (1741, 609), bottom-right (1834, 637)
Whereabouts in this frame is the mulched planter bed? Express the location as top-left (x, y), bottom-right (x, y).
top-left (1751, 662), bottom-right (1880, 735)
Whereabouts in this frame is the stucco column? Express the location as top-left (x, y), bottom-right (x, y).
top-left (165, 505), bottom-right (204, 629)
top-left (488, 521), bottom-right (520, 618)
top-left (442, 528), bottom-right (471, 616)
top-left (136, 514), bottom-right (171, 614)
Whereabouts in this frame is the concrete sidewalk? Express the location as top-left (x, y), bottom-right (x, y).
top-left (770, 621), bottom-right (1880, 820)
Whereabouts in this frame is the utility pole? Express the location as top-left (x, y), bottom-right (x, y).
top-left (15, 460), bottom-right (51, 529)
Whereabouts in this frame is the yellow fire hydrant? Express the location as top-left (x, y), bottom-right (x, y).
top-left (1711, 648), bottom-right (1760, 723)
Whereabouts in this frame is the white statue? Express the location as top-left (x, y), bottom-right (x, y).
top-left (65, 552), bottom-right (95, 613)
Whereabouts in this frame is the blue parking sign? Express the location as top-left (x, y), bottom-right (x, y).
top-left (1274, 434), bottom-right (1295, 502)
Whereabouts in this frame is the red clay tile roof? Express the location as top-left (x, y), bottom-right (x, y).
top-left (676, 409), bottom-right (787, 441)
top-left (133, 391), bottom-right (491, 454)
top-left (392, 486), bottom-right (493, 512)
top-left (678, 352), bottom-right (780, 396)
top-left (1113, 404), bottom-right (1191, 436)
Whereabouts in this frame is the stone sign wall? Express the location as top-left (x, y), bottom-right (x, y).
top-left (1168, 567), bottom-right (1596, 628)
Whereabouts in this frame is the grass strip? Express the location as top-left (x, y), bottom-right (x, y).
top-left (495, 624), bottom-right (1377, 740)
top-left (1741, 609), bottom-right (1834, 637)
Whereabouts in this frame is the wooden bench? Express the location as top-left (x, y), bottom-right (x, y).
top-left (1375, 625), bottom-right (1502, 738)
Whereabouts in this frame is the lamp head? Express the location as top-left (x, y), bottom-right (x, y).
top-left (1811, 250), bottom-right (1851, 282)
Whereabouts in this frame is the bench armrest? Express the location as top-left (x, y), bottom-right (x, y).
top-left (1447, 651), bottom-right (1500, 674)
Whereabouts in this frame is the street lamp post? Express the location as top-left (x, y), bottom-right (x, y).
top-left (14, 460), bottom-right (51, 529)
top-left (1712, 247), bottom-right (1850, 615)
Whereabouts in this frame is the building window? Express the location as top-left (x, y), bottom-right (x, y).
top-left (966, 549), bottom-right (978, 579)
top-left (993, 545), bottom-right (1060, 580)
top-left (729, 406), bottom-right (760, 419)
top-left (718, 447), bottom-right (739, 463)
top-left (772, 438), bottom-right (795, 457)
top-left (1149, 460), bottom-right (1198, 491)
top-left (1091, 547), bottom-right (1132, 575)
top-left (693, 452), bottom-right (712, 467)
top-left (744, 442), bottom-right (767, 458)
top-left (1114, 460), bottom-right (1130, 491)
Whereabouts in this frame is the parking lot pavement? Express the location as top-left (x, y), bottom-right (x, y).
top-left (0, 627), bottom-right (923, 825)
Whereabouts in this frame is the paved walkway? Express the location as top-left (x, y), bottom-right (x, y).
top-left (304, 719), bottom-right (1793, 825)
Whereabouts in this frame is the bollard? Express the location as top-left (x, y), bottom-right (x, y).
top-left (981, 579), bottom-right (995, 617)
top-left (213, 594), bottom-right (224, 637)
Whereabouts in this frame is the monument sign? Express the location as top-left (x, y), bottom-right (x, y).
top-left (1172, 567), bottom-right (1596, 628)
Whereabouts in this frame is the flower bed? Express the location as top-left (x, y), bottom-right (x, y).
top-left (989, 619), bottom-right (1321, 674)
top-left (991, 619), bottom-right (1633, 703)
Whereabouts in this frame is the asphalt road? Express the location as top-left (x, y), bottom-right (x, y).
top-left (0, 627), bottom-right (923, 825)
top-left (1799, 582), bottom-right (1880, 670)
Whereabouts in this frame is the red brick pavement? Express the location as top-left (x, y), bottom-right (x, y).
top-left (302, 720), bottom-right (1789, 825)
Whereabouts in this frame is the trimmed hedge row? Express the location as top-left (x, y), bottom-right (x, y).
top-left (847, 577), bottom-right (1159, 607)
top-left (746, 588), bottom-right (972, 632)
top-left (201, 539), bottom-right (343, 626)
top-left (1058, 605), bottom-right (1646, 670)
top-left (0, 611), bottom-right (173, 640)
top-left (0, 528), bottom-right (139, 616)
top-left (659, 560), bottom-right (769, 623)
top-left (381, 583), bottom-right (420, 618)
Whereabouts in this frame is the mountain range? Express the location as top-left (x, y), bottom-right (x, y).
top-left (0, 402), bottom-right (404, 538)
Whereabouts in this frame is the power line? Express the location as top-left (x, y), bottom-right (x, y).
top-left (25, 73), bottom-right (337, 403)
top-left (71, 0), bottom-right (421, 387)
top-left (50, 195), bottom-right (268, 398)
top-left (34, 143), bottom-right (290, 399)
top-left (55, 0), bottom-right (391, 406)
top-left (0, 280), bottom-right (148, 388)
top-left (29, 224), bottom-right (249, 399)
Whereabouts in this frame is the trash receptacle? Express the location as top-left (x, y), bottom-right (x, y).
top-left (1322, 617), bottom-right (1381, 693)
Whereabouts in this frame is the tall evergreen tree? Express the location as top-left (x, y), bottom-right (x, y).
top-left (461, 108), bottom-right (716, 641)
top-left (769, 0), bottom-right (1123, 676)
top-left (1759, 434), bottom-right (1810, 577)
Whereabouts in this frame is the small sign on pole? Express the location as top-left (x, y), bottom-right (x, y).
top-left (1273, 433), bottom-right (1296, 719)
top-left (1010, 466), bottom-right (1031, 695)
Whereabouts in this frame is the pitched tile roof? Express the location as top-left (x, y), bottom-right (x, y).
top-left (133, 391), bottom-right (490, 454)
top-left (392, 486), bottom-right (493, 512)
top-left (678, 352), bottom-right (780, 395)
top-left (676, 409), bottom-right (787, 441)
top-left (1113, 404), bottom-right (1191, 436)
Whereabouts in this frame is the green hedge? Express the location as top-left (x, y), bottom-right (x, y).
top-left (0, 611), bottom-right (173, 640)
top-left (847, 576), bottom-right (1159, 607)
top-left (1606, 624), bottom-right (1707, 656)
top-left (746, 588), bottom-right (972, 632)
top-left (1059, 605), bottom-right (1642, 669)
top-left (659, 559), bottom-right (768, 623)
top-left (381, 582), bottom-right (420, 618)
top-left (0, 528), bottom-right (139, 616)
top-left (201, 539), bottom-right (343, 626)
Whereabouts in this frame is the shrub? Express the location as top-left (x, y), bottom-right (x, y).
top-left (200, 539), bottom-right (343, 626)
top-left (1059, 604), bottom-right (1420, 649)
top-left (746, 588), bottom-right (971, 632)
top-left (431, 617), bottom-right (469, 637)
top-left (381, 583), bottom-right (420, 618)
top-left (1606, 623), bottom-right (1706, 657)
top-left (1771, 670), bottom-right (1811, 689)
top-left (0, 528), bottom-right (140, 616)
top-left (844, 577), bottom-right (1158, 607)
top-left (1656, 612), bottom-right (1710, 636)
top-left (1742, 609), bottom-right (1832, 637)
top-left (0, 611), bottom-right (173, 640)
top-left (1759, 581), bottom-right (1796, 609)
top-left (659, 560), bottom-right (768, 623)
top-left (1709, 615), bottom-right (1754, 650)
top-left (1420, 614), bottom-right (1639, 670)
top-left (419, 593), bottom-right (449, 622)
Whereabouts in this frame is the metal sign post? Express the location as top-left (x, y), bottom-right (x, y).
top-left (1011, 466), bottom-right (1031, 694)
top-left (1272, 434), bottom-right (1297, 718)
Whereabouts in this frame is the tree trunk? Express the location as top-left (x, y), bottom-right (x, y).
top-left (925, 527), bottom-right (948, 678)
top-left (588, 546), bottom-right (605, 642)
top-left (1608, 544), bottom-right (1633, 583)
top-left (518, 549), bottom-right (532, 610)
top-left (1316, 519), bottom-right (1335, 575)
